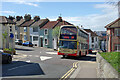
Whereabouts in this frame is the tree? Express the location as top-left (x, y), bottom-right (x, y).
top-left (52, 26), bottom-right (60, 50)
top-left (52, 26), bottom-right (60, 38)
top-left (2, 31), bottom-right (8, 49)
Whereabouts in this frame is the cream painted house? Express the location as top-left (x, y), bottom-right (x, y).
top-left (0, 16), bottom-right (16, 49)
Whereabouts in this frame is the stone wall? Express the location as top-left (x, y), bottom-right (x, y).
top-left (96, 53), bottom-right (118, 78)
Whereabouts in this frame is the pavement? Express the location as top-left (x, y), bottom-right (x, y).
top-left (1, 45), bottom-right (97, 80)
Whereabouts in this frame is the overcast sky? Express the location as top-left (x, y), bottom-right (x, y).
top-left (0, 0), bottom-right (119, 31)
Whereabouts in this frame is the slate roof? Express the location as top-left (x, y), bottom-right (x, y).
top-left (20, 20), bottom-right (35, 27)
top-left (0, 16), bottom-right (15, 24)
top-left (105, 18), bottom-right (120, 28)
top-left (14, 19), bottom-right (25, 26)
top-left (31, 19), bottom-right (49, 28)
top-left (84, 29), bottom-right (98, 36)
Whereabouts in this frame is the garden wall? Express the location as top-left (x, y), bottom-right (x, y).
top-left (96, 53), bottom-right (118, 78)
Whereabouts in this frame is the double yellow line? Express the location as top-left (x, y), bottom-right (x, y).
top-left (59, 61), bottom-right (79, 80)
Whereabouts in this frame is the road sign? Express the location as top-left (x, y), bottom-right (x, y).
top-left (10, 33), bottom-right (14, 38)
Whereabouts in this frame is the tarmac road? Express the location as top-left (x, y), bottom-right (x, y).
top-left (1, 45), bottom-right (97, 80)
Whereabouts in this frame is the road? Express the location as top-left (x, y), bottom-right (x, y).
top-left (1, 45), bottom-right (97, 80)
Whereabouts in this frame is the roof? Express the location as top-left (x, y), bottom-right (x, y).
top-left (40, 21), bottom-right (58, 29)
top-left (55, 21), bottom-right (73, 27)
top-left (105, 18), bottom-right (120, 28)
top-left (20, 20), bottom-right (35, 27)
top-left (31, 19), bottom-right (49, 27)
top-left (84, 29), bottom-right (98, 36)
top-left (14, 19), bottom-right (25, 26)
top-left (41, 20), bottom-right (73, 29)
top-left (0, 16), bottom-right (15, 24)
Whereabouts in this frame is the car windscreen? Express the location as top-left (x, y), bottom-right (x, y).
top-left (59, 41), bottom-right (77, 49)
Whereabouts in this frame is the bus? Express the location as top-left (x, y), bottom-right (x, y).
top-left (57, 25), bottom-right (89, 57)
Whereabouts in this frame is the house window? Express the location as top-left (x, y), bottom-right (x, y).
top-left (33, 36), bottom-right (38, 41)
top-left (10, 26), bottom-right (12, 32)
top-left (92, 37), bottom-right (94, 43)
top-left (15, 26), bottom-right (17, 30)
top-left (24, 27), bottom-right (27, 32)
top-left (33, 27), bottom-right (38, 32)
top-left (44, 29), bottom-right (48, 35)
top-left (44, 39), bottom-right (48, 45)
top-left (24, 35), bottom-right (27, 40)
top-left (115, 28), bottom-right (120, 36)
top-left (114, 44), bottom-right (120, 51)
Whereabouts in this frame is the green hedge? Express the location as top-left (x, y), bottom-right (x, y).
top-left (99, 52), bottom-right (120, 73)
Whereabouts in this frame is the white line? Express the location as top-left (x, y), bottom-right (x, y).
top-left (26, 60), bottom-right (30, 63)
top-left (8, 64), bottom-right (30, 71)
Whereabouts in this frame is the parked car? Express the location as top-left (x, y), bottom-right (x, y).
top-left (0, 51), bottom-right (12, 64)
top-left (15, 39), bottom-right (23, 45)
top-left (88, 48), bottom-right (92, 54)
top-left (22, 41), bottom-right (33, 47)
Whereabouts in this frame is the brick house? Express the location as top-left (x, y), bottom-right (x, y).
top-left (105, 18), bottom-right (120, 52)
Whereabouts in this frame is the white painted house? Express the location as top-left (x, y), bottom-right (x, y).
top-left (84, 29), bottom-right (99, 50)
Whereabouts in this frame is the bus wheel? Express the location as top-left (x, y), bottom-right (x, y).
top-left (84, 51), bottom-right (87, 56)
top-left (79, 51), bottom-right (81, 57)
top-left (62, 55), bottom-right (65, 58)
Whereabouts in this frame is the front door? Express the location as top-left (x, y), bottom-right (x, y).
top-left (40, 38), bottom-right (43, 47)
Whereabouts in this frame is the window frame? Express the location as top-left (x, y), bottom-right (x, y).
top-left (33, 27), bottom-right (38, 32)
top-left (33, 36), bottom-right (38, 41)
top-left (44, 29), bottom-right (48, 35)
top-left (44, 38), bottom-right (48, 45)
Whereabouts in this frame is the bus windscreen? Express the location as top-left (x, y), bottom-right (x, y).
top-left (60, 27), bottom-right (77, 39)
top-left (59, 41), bottom-right (77, 49)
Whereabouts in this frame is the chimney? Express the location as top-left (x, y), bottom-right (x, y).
top-left (8, 15), bottom-right (15, 20)
top-left (34, 16), bottom-right (40, 21)
top-left (57, 16), bottom-right (63, 22)
top-left (16, 16), bottom-right (23, 21)
top-left (24, 14), bottom-right (31, 21)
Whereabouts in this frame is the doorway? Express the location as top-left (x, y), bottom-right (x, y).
top-left (40, 38), bottom-right (43, 47)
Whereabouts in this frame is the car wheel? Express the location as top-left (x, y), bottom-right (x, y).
top-left (7, 56), bottom-right (12, 64)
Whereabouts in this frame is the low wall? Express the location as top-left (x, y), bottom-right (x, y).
top-left (96, 53), bottom-right (118, 78)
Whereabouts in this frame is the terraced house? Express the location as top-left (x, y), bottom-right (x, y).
top-left (30, 16), bottom-right (49, 46)
top-left (0, 16), bottom-right (16, 49)
top-left (39, 16), bottom-right (72, 49)
top-left (105, 18), bottom-right (120, 52)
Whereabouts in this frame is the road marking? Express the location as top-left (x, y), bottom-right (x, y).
top-left (59, 61), bottom-right (79, 80)
top-left (35, 55), bottom-right (39, 57)
top-left (40, 52), bottom-right (41, 53)
top-left (26, 60), bottom-right (30, 63)
top-left (8, 64), bottom-right (30, 71)
top-left (29, 55), bottom-right (32, 57)
top-left (46, 52), bottom-right (57, 54)
top-left (40, 56), bottom-right (52, 61)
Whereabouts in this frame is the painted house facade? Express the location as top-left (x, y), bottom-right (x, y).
top-left (84, 29), bottom-right (99, 50)
top-left (39, 16), bottom-right (72, 49)
top-left (94, 31), bottom-right (106, 51)
top-left (0, 16), bottom-right (16, 49)
top-left (105, 18), bottom-right (120, 52)
top-left (30, 17), bottom-right (49, 47)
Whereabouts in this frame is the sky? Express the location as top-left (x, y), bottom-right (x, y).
top-left (0, 0), bottom-right (119, 31)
